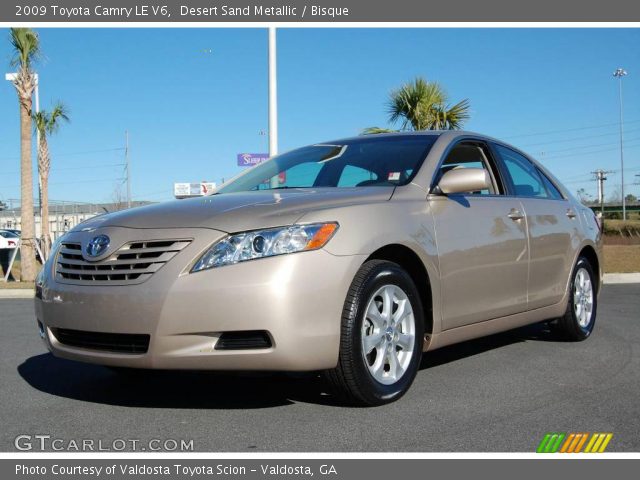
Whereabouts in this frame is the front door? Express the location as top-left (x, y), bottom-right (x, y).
top-left (430, 141), bottom-right (529, 330)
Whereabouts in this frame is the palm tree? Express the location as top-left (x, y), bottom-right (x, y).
top-left (363, 77), bottom-right (470, 134)
top-left (33, 102), bottom-right (70, 259)
top-left (7, 28), bottom-right (40, 281)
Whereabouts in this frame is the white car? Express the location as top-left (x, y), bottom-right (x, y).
top-left (0, 230), bottom-right (19, 249)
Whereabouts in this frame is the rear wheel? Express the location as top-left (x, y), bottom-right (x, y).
top-left (324, 260), bottom-right (425, 406)
top-left (553, 256), bottom-right (597, 341)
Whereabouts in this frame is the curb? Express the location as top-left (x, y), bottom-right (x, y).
top-left (0, 289), bottom-right (34, 299)
top-left (603, 273), bottom-right (640, 284)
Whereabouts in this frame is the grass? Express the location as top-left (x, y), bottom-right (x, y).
top-left (0, 260), bottom-right (32, 287)
top-left (603, 219), bottom-right (640, 239)
top-left (603, 244), bottom-right (640, 273)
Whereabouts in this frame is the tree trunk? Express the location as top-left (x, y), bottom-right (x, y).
top-left (19, 93), bottom-right (37, 282)
top-left (38, 136), bottom-right (51, 260)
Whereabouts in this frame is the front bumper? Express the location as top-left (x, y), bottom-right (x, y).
top-left (35, 226), bottom-right (365, 371)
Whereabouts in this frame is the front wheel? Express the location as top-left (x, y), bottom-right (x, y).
top-left (324, 260), bottom-right (425, 406)
top-left (553, 256), bottom-right (597, 341)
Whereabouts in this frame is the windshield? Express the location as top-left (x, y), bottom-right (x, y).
top-left (0, 231), bottom-right (18, 238)
top-left (218, 135), bottom-right (438, 194)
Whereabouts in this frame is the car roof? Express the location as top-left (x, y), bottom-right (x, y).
top-left (316, 130), bottom-right (511, 146)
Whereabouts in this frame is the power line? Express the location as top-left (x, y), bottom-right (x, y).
top-left (2, 163), bottom-right (125, 176)
top-left (518, 127), bottom-right (640, 148)
top-left (0, 178), bottom-right (124, 189)
top-left (541, 142), bottom-right (640, 160)
top-left (0, 147), bottom-right (125, 162)
top-left (504, 118), bottom-right (640, 140)
top-left (537, 136), bottom-right (640, 156)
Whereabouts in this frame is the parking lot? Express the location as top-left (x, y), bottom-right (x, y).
top-left (1, 284), bottom-right (639, 452)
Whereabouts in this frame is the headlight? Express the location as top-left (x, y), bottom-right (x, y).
top-left (191, 222), bottom-right (339, 272)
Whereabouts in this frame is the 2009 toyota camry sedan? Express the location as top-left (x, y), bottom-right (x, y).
top-left (35, 131), bottom-right (602, 406)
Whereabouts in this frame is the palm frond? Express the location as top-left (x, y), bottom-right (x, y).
top-left (32, 110), bottom-right (49, 134)
top-left (386, 77), bottom-right (456, 131)
top-left (32, 102), bottom-right (70, 136)
top-left (361, 127), bottom-right (398, 135)
top-left (46, 101), bottom-right (70, 134)
top-left (9, 28), bottom-right (40, 70)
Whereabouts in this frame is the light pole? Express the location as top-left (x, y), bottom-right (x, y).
top-left (268, 27), bottom-right (279, 188)
top-left (613, 67), bottom-right (628, 220)
top-left (268, 27), bottom-right (278, 158)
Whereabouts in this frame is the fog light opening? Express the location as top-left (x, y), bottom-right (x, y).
top-left (215, 330), bottom-right (273, 350)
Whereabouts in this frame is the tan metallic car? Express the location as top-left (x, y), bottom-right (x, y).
top-left (35, 132), bottom-right (602, 406)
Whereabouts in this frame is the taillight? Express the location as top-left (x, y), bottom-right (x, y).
top-left (592, 210), bottom-right (603, 233)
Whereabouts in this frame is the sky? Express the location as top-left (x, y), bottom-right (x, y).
top-left (0, 28), bottom-right (639, 205)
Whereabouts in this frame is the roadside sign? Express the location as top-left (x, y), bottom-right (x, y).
top-left (237, 153), bottom-right (269, 167)
top-left (174, 182), bottom-right (216, 199)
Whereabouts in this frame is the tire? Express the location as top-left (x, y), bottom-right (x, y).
top-left (324, 260), bottom-right (425, 406)
top-left (553, 256), bottom-right (597, 341)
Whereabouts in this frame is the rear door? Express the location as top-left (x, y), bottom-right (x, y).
top-left (492, 144), bottom-right (579, 309)
top-left (430, 140), bottom-right (529, 330)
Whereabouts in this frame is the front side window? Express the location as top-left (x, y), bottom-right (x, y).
top-left (217, 135), bottom-right (438, 194)
top-left (494, 145), bottom-right (548, 198)
top-left (436, 142), bottom-right (503, 195)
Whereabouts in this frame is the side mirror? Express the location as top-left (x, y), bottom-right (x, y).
top-left (435, 168), bottom-right (491, 195)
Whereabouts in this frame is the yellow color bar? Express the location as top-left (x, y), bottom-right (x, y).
top-left (590, 433), bottom-right (606, 453)
top-left (598, 434), bottom-right (613, 453)
top-left (584, 434), bottom-right (598, 453)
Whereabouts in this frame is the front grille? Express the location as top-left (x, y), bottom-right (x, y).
top-left (51, 328), bottom-right (150, 354)
top-left (55, 239), bottom-right (191, 285)
top-left (215, 331), bottom-right (273, 350)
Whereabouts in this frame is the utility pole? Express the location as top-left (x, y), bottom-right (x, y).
top-left (125, 130), bottom-right (131, 209)
top-left (613, 68), bottom-right (628, 220)
top-left (592, 169), bottom-right (613, 216)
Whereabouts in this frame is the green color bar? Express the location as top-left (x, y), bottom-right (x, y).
top-left (537, 433), bottom-right (552, 453)
top-left (544, 434), bottom-right (559, 453)
top-left (550, 433), bottom-right (566, 453)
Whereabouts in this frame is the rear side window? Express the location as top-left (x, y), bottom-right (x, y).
top-left (494, 145), bottom-right (548, 198)
top-left (537, 170), bottom-right (565, 200)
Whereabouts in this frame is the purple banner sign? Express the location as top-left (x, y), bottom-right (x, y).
top-left (237, 153), bottom-right (270, 167)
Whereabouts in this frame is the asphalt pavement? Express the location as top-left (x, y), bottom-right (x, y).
top-left (1, 284), bottom-right (638, 452)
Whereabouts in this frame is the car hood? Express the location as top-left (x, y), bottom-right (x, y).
top-left (73, 187), bottom-right (395, 233)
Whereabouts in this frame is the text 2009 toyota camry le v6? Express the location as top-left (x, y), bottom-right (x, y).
top-left (35, 131), bottom-right (602, 406)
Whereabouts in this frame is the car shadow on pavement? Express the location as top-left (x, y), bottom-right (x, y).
top-left (420, 321), bottom-right (562, 370)
top-left (18, 322), bottom-right (562, 409)
top-left (17, 354), bottom-right (336, 409)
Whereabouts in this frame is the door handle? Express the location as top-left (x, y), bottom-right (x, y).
top-left (566, 209), bottom-right (577, 219)
top-left (507, 208), bottom-right (524, 221)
